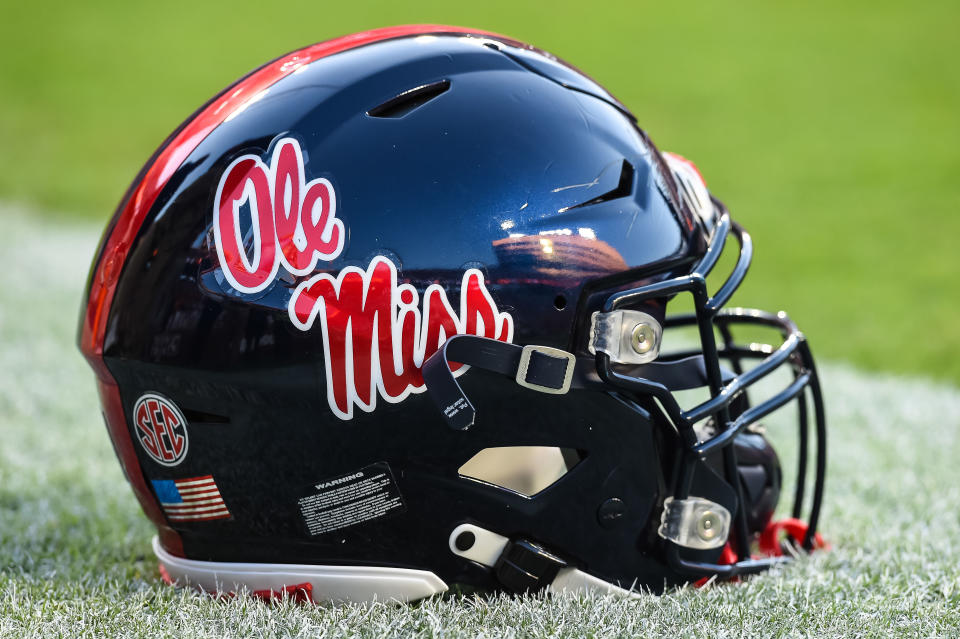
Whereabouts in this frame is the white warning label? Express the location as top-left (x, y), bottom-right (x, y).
top-left (297, 462), bottom-right (405, 536)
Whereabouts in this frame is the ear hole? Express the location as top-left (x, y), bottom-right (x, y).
top-left (553, 295), bottom-right (567, 311)
top-left (458, 446), bottom-right (583, 496)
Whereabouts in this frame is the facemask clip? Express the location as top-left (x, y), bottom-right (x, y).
top-left (658, 496), bottom-right (731, 550)
top-left (589, 310), bottom-right (662, 365)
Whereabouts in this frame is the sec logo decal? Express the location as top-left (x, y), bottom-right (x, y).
top-left (133, 393), bottom-right (189, 466)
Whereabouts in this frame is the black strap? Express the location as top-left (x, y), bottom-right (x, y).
top-left (617, 355), bottom-right (735, 391)
top-left (421, 335), bottom-right (727, 430)
top-left (422, 335), bottom-right (599, 430)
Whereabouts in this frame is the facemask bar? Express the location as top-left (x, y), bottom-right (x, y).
top-left (594, 206), bottom-right (827, 579)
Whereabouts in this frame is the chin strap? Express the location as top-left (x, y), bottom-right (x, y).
top-left (448, 523), bottom-right (642, 598)
top-left (421, 335), bottom-right (596, 430)
top-left (422, 334), bottom-right (722, 430)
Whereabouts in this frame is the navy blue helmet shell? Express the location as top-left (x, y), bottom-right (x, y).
top-left (79, 25), bottom-right (826, 603)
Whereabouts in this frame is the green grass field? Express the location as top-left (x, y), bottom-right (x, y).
top-left (1, 0), bottom-right (959, 385)
top-left (1, 211), bottom-right (959, 637)
top-left (2, 1), bottom-right (960, 636)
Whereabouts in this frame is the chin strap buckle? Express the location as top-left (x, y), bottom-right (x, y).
top-left (423, 336), bottom-right (583, 430)
top-left (515, 345), bottom-right (577, 395)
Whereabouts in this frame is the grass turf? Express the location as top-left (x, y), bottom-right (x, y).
top-left (0, 0), bottom-right (959, 387)
top-left (1, 210), bottom-right (959, 637)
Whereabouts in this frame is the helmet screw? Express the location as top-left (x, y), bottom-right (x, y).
top-left (696, 510), bottom-right (721, 542)
top-left (597, 498), bottom-right (626, 528)
top-left (631, 323), bottom-right (656, 355)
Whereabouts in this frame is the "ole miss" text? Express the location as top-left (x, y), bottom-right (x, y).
top-left (213, 138), bottom-right (514, 420)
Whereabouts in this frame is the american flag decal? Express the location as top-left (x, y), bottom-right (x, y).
top-left (151, 475), bottom-right (231, 522)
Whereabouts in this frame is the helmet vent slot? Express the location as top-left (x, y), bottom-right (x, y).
top-left (367, 80), bottom-right (451, 118)
top-left (559, 160), bottom-right (634, 212)
top-left (458, 446), bottom-right (582, 497)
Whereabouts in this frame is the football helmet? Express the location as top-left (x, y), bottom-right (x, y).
top-left (79, 25), bottom-right (826, 603)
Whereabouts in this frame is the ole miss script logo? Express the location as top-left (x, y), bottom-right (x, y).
top-left (213, 137), bottom-right (514, 420)
top-left (134, 393), bottom-right (189, 466)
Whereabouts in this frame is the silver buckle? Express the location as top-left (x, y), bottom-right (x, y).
top-left (515, 345), bottom-right (576, 395)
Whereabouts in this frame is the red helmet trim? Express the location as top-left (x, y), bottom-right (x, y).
top-left (79, 24), bottom-right (512, 558)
